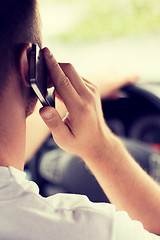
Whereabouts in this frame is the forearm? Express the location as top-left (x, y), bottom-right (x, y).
top-left (84, 133), bottom-right (160, 235)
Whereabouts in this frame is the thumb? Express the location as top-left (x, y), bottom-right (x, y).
top-left (39, 107), bottom-right (72, 144)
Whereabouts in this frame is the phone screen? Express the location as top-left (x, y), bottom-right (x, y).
top-left (28, 44), bottom-right (50, 107)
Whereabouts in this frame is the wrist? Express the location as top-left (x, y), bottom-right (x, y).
top-left (82, 128), bottom-right (122, 167)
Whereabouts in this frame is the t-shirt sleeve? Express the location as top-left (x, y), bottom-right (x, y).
top-left (47, 193), bottom-right (160, 240)
top-left (115, 210), bottom-right (159, 240)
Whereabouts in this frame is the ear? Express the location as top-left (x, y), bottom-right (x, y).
top-left (19, 43), bottom-right (32, 87)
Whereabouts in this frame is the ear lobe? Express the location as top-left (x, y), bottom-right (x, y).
top-left (19, 43), bottom-right (32, 87)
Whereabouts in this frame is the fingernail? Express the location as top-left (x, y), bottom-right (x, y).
top-left (44, 47), bottom-right (53, 58)
top-left (41, 108), bottom-right (54, 119)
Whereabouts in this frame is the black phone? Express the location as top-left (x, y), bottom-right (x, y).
top-left (28, 44), bottom-right (50, 107)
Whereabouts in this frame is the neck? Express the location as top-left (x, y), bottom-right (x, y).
top-left (0, 87), bottom-right (26, 171)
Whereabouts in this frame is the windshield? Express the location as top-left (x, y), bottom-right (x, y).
top-left (39, 0), bottom-right (160, 83)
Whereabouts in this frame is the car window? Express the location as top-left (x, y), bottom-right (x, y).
top-left (39, 0), bottom-right (160, 82)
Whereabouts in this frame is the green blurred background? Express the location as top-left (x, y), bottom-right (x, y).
top-left (40, 0), bottom-right (160, 42)
top-left (39, 0), bottom-right (160, 82)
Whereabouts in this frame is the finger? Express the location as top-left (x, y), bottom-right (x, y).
top-left (82, 77), bottom-right (97, 90)
top-left (42, 48), bottom-right (79, 112)
top-left (59, 63), bottom-right (88, 96)
top-left (39, 107), bottom-right (73, 145)
top-left (53, 90), bottom-right (68, 120)
top-left (82, 77), bottom-right (95, 86)
top-left (47, 75), bottom-right (54, 88)
top-left (54, 89), bottom-right (63, 103)
top-left (82, 77), bottom-right (99, 95)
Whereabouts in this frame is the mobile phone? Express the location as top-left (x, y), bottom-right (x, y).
top-left (28, 44), bottom-right (50, 107)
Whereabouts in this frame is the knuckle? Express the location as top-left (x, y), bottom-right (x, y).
top-left (78, 90), bottom-right (98, 114)
top-left (87, 91), bottom-right (97, 105)
top-left (61, 62), bottom-right (74, 71)
top-left (48, 114), bottom-right (60, 130)
top-left (58, 75), bottom-right (70, 88)
top-left (66, 63), bottom-right (73, 68)
top-left (91, 84), bottom-right (98, 94)
top-left (52, 60), bottom-right (59, 68)
top-left (65, 62), bottom-right (73, 69)
top-left (50, 120), bottom-right (60, 130)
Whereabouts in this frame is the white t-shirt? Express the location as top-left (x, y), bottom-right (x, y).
top-left (0, 166), bottom-right (158, 240)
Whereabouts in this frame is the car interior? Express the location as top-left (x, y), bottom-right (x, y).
top-left (25, 79), bottom-right (160, 203)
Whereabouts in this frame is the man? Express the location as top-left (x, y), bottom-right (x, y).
top-left (0, 0), bottom-right (159, 239)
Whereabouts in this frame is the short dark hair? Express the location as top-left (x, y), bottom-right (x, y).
top-left (0, 0), bottom-right (42, 90)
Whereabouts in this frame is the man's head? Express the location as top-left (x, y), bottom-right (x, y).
top-left (0, 0), bottom-right (42, 116)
